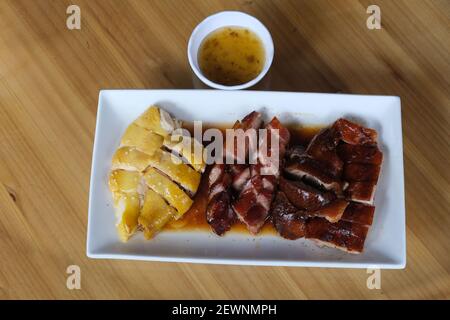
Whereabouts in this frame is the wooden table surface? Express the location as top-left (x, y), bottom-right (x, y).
top-left (0, 0), bottom-right (449, 299)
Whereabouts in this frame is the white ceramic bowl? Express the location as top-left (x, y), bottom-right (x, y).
top-left (187, 11), bottom-right (274, 90)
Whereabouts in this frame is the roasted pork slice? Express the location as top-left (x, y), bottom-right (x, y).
top-left (345, 181), bottom-right (377, 205)
top-left (229, 164), bottom-right (250, 192)
top-left (232, 117), bottom-right (290, 235)
top-left (242, 204), bottom-right (271, 235)
top-left (306, 218), bottom-right (369, 254)
top-left (233, 175), bottom-right (274, 234)
top-left (206, 164), bottom-right (236, 235)
top-left (269, 117), bottom-right (291, 151)
top-left (343, 163), bottom-right (381, 182)
top-left (208, 163), bottom-right (225, 187)
top-left (231, 183), bottom-right (257, 215)
top-left (206, 112), bottom-right (264, 235)
top-left (207, 191), bottom-right (235, 236)
top-left (225, 111), bottom-right (263, 163)
top-left (337, 144), bottom-right (383, 165)
top-left (279, 176), bottom-right (336, 211)
top-left (340, 202), bottom-right (375, 226)
top-left (271, 192), bottom-right (307, 240)
top-left (226, 111), bottom-right (263, 189)
top-left (232, 174), bottom-right (275, 234)
top-left (305, 128), bottom-right (343, 177)
top-left (284, 156), bottom-right (344, 194)
top-left (332, 118), bottom-right (378, 146)
top-left (258, 117), bottom-right (291, 176)
top-left (241, 110), bottom-right (264, 131)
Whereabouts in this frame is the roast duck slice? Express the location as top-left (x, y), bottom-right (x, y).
top-left (277, 118), bottom-right (382, 253)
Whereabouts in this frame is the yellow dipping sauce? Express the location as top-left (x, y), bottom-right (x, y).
top-left (198, 27), bottom-right (265, 86)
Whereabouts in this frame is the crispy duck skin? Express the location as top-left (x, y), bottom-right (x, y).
top-left (273, 118), bottom-right (381, 253)
top-left (233, 117), bottom-right (290, 235)
top-left (279, 176), bottom-right (336, 211)
top-left (278, 176), bottom-right (348, 222)
top-left (271, 192), bottom-right (307, 240)
top-left (283, 126), bottom-right (345, 195)
top-left (337, 144), bottom-right (383, 165)
top-left (345, 181), bottom-right (377, 205)
top-left (284, 156), bottom-right (344, 194)
top-left (340, 202), bottom-right (375, 226)
top-left (306, 218), bottom-right (369, 254)
top-left (332, 118), bottom-right (378, 146)
top-left (337, 141), bottom-right (382, 205)
top-left (307, 199), bottom-right (349, 223)
top-left (305, 128), bottom-right (343, 178)
top-left (206, 164), bottom-right (235, 235)
top-left (283, 126), bottom-right (344, 193)
top-left (286, 145), bottom-right (306, 161)
top-left (343, 163), bottom-right (381, 182)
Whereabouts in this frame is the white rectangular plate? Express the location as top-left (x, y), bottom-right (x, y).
top-left (87, 90), bottom-right (405, 269)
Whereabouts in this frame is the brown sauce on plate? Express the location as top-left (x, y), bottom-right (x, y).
top-left (165, 122), bottom-right (323, 234)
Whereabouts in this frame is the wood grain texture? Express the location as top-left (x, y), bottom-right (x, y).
top-left (0, 0), bottom-right (449, 299)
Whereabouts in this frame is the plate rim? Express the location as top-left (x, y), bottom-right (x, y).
top-left (87, 89), bottom-right (406, 269)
